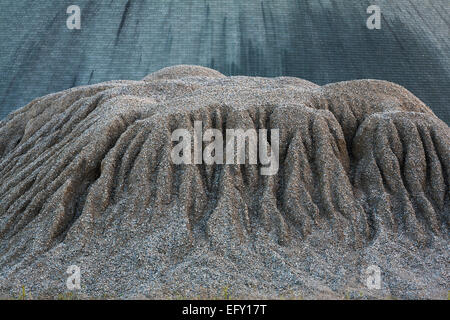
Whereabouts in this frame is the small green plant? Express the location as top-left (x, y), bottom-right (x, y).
top-left (18, 286), bottom-right (26, 300)
top-left (221, 286), bottom-right (230, 300)
top-left (57, 292), bottom-right (74, 300)
top-left (174, 293), bottom-right (185, 300)
top-left (344, 290), bottom-right (350, 300)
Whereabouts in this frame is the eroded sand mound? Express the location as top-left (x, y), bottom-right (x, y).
top-left (0, 65), bottom-right (448, 299)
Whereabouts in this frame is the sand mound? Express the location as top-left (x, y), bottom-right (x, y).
top-left (0, 65), bottom-right (448, 299)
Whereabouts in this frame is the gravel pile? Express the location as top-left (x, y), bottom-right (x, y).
top-left (0, 65), bottom-right (448, 299)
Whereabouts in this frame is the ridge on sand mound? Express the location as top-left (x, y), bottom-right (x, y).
top-left (0, 65), bottom-right (448, 299)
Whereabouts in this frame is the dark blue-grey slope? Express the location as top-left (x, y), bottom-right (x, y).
top-left (0, 0), bottom-right (448, 124)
